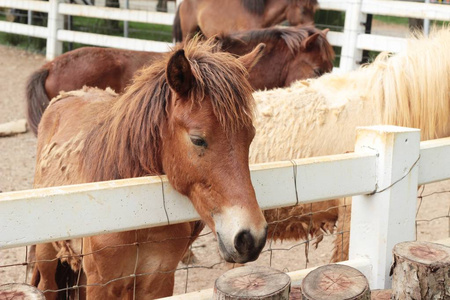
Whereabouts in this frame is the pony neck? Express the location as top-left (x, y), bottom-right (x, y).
top-left (82, 74), bottom-right (168, 182)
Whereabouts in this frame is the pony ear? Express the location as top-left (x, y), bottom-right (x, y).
top-left (166, 49), bottom-right (193, 96)
top-left (322, 28), bottom-right (330, 36)
top-left (301, 32), bottom-right (321, 51)
top-left (238, 43), bottom-right (266, 72)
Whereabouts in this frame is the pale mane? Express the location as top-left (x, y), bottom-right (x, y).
top-left (251, 27), bottom-right (450, 163)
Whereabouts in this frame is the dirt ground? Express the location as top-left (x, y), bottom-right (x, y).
top-left (0, 24), bottom-right (449, 296)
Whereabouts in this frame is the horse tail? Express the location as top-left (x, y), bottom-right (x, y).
top-left (26, 67), bottom-right (49, 136)
top-left (172, 3), bottom-right (183, 42)
top-left (30, 261), bottom-right (79, 298)
top-left (55, 260), bottom-right (79, 298)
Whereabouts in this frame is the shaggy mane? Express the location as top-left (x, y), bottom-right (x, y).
top-left (82, 37), bottom-right (255, 181)
top-left (305, 27), bottom-right (450, 141)
top-left (362, 28), bottom-right (450, 140)
top-left (251, 27), bottom-right (450, 166)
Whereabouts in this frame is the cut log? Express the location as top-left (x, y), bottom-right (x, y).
top-left (371, 289), bottom-right (392, 300)
top-left (214, 266), bottom-right (291, 300)
top-left (0, 283), bottom-right (45, 299)
top-left (290, 286), bottom-right (302, 299)
top-left (301, 264), bottom-right (370, 300)
top-left (0, 119), bottom-right (27, 137)
top-left (391, 241), bottom-right (450, 300)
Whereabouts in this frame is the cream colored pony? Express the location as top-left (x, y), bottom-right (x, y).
top-left (252, 27), bottom-right (450, 261)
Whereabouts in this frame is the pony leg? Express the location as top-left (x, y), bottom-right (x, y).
top-left (331, 197), bottom-right (352, 262)
top-left (82, 236), bottom-right (136, 299)
top-left (33, 243), bottom-right (59, 300)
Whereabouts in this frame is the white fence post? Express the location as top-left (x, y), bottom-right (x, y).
top-left (340, 0), bottom-right (365, 72)
top-left (349, 125), bottom-right (420, 289)
top-left (46, 0), bottom-right (63, 60)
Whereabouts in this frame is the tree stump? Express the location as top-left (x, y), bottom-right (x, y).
top-left (214, 266), bottom-right (291, 299)
top-left (0, 283), bottom-right (45, 300)
top-left (301, 264), bottom-right (370, 300)
top-left (290, 286), bottom-right (302, 299)
top-left (391, 241), bottom-right (450, 300)
top-left (371, 289), bottom-right (392, 300)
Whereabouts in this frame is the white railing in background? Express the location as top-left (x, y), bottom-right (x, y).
top-left (1, 0), bottom-right (450, 66)
top-left (2, 125), bottom-right (450, 294)
top-left (0, 0), bottom-right (176, 59)
top-left (319, 0), bottom-right (450, 71)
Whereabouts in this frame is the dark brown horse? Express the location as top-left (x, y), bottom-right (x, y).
top-left (26, 25), bottom-right (334, 135)
top-left (217, 26), bottom-right (333, 90)
top-left (173, 0), bottom-right (318, 42)
top-left (31, 37), bottom-right (268, 299)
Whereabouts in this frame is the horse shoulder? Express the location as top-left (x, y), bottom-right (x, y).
top-left (35, 88), bottom-right (115, 188)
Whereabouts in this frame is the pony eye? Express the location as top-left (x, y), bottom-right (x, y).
top-left (190, 136), bottom-right (207, 148)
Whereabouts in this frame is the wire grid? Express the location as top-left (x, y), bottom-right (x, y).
top-left (1, 180), bottom-right (449, 297)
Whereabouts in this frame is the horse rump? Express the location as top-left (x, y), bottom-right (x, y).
top-left (26, 68), bottom-right (50, 136)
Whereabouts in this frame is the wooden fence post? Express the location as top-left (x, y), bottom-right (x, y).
top-left (349, 125), bottom-right (420, 289)
top-left (340, 0), bottom-right (365, 72)
top-left (46, 0), bottom-right (63, 60)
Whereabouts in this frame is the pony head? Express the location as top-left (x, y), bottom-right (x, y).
top-left (161, 41), bottom-right (268, 263)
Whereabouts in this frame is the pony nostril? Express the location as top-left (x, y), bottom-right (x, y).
top-left (234, 230), bottom-right (255, 255)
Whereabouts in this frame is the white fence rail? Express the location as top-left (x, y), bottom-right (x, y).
top-left (2, 125), bottom-right (450, 293)
top-left (320, 0), bottom-right (450, 71)
top-left (0, 0), bottom-right (176, 59)
top-left (1, 0), bottom-right (450, 66)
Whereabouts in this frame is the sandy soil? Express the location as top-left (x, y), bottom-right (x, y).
top-left (0, 32), bottom-right (448, 296)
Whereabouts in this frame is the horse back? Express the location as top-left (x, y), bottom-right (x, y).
top-left (35, 87), bottom-right (117, 188)
top-left (44, 47), bottom-right (158, 100)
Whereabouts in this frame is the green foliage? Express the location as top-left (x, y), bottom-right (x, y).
top-left (315, 10), bottom-right (345, 32)
top-left (373, 15), bottom-right (409, 25)
top-left (67, 16), bottom-right (172, 42)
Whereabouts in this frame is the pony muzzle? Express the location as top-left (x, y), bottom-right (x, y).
top-left (214, 206), bottom-right (267, 263)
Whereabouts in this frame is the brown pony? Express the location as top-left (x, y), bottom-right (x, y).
top-left (26, 25), bottom-right (334, 135)
top-left (31, 38), bottom-right (268, 299)
top-left (173, 0), bottom-right (318, 42)
top-left (217, 26), bottom-right (333, 90)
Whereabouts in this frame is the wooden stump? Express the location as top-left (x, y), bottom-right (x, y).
top-left (290, 286), bottom-right (302, 299)
top-left (214, 266), bottom-right (291, 299)
top-left (301, 264), bottom-right (370, 300)
top-left (391, 241), bottom-right (450, 300)
top-left (0, 283), bottom-right (45, 300)
top-left (371, 289), bottom-right (392, 300)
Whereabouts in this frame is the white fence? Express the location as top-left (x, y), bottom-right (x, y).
top-left (2, 125), bottom-right (450, 296)
top-left (1, 0), bottom-right (450, 69)
top-left (0, 0), bottom-right (179, 59)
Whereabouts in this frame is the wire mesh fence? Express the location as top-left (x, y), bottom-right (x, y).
top-left (1, 1), bottom-right (450, 298)
top-left (1, 180), bottom-right (448, 297)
